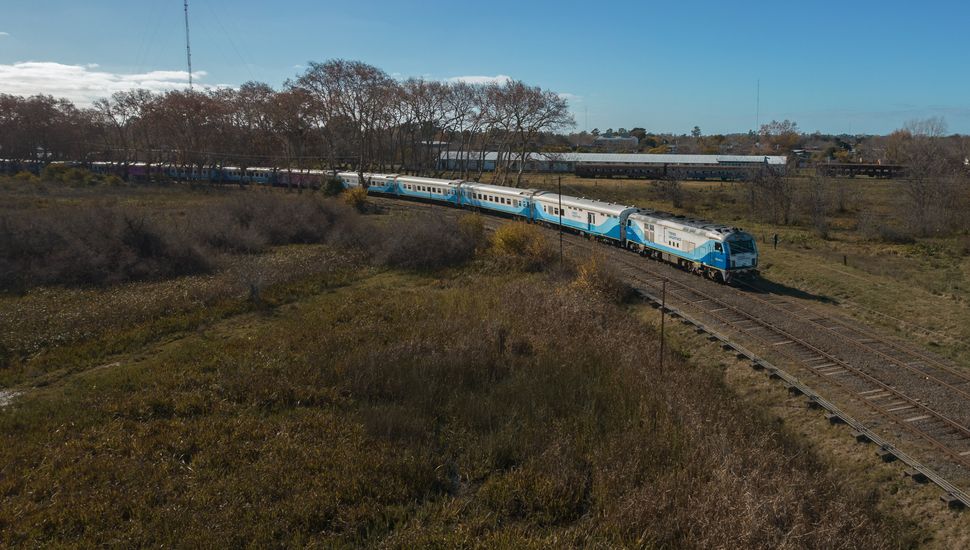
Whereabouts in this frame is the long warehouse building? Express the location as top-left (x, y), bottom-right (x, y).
top-left (438, 151), bottom-right (788, 179)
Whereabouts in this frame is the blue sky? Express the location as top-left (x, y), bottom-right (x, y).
top-left (1, 0), bottom-right (968, 134)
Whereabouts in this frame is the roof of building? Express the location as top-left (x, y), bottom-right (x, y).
top-left (593, 135), bottom-right (638, 141)
top-left (440, 151), bottom-right (787, 165)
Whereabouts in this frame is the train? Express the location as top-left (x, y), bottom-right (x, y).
top-left (336, 172), bottom-right (759, 283)
top-left (1, 159), bottom-right (759, 283)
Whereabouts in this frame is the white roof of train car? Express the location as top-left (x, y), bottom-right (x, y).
top-left (461, 182), bottom-right (537, 197)
top-left (534, 192), bottom-right (635, 217)
top-left (630, 209), bottom-right (746, 239)
top-left (393, 175), bottom-right (461, 186)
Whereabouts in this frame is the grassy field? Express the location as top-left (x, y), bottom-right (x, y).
top-left (0, 177), bottom-right (924, 546)
top-left (516, 173), bottom-right (970, 367)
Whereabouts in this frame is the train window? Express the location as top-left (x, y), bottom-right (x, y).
top-left (714, 243), bottom-right (723, 252)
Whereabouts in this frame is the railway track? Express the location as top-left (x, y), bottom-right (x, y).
top-left (625, 267), bottom-right (970, 467)
top-left (736, 280), bottom-right (970, 391)
top-left (371, 196), bottom-right (970, 505)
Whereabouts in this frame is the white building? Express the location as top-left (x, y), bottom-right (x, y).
top-left (438, 151), bottom-right (787, 175)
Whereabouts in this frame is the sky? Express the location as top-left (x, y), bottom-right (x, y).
top-left (1, 0), bottom-right (968, 135)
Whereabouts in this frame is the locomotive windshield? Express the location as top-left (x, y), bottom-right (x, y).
top-left (727, 237), bottom-right (756, 255)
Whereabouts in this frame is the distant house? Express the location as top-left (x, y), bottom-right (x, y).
top-left (591, 135), bottom-right (639, 150)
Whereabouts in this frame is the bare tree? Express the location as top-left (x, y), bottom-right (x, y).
top-left (892, 117), bottom-right (956, 235)
top-left (758, 119), bottom-right (801, 153)
top-left (807, 175), bottom-right (829, 238)
top-left (294, 60), bottom-right (397, 184)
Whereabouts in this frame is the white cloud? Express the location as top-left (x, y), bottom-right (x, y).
top-left (445, 74), bottom-right (513, 85)
top-left (0, 61), bottom-right (218, 106)
top-left (0, 32), bottom-right (10, 37)
top-left (557, 92), bottom-right (582, 102)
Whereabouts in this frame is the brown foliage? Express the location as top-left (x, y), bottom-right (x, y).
top-left (0, 191), bottom-right (363, 291)
top-left (490, 222), bottom-right (555, 271)
top-left (372, 214), bottom-right (485, 271)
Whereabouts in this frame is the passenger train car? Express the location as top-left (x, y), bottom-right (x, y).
top-left (532, 194), bottom-right (635, 243)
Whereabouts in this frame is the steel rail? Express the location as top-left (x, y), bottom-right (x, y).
top-left (618, 266), bottom-right (970, 472)
top-left (737, 280), bottom-right (970, 387)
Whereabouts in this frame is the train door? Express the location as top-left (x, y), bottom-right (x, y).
top-left (712, 241), bottom-right (725, 266)
top-left (587, 212), bottom-right (595, 231)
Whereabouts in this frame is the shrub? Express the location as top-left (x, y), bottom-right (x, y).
top-left (0, 207), bottom-right (211, 289)
top-left (322, 177), bottom-right (345, 197)
top-left (856, 211), bottom-right (915, 244)
top-left (457, 214), bottom-right (485, 248)
top-left (197, 194), bottom-right (363, 252)
top-left (373, 216), bottom-right (483, 271)
top-left (571, 254), bottom-right (636, 304)
top-left (0, 189), bottom-right (374, 291)
top-left (13, 171), bottom-right (39, 183)
top-left (490, 222), bottom-right (554, 271)
top-left (344, 187), bottom-right (368, 212)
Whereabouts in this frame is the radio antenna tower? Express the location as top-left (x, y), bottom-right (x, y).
top-left (755, 78), bottom-right (760, 131)
top-left (184, 0), bottom-right (193, 90)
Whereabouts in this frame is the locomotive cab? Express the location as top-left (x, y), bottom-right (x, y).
top-left (723, 232), bottom-right (759, 277)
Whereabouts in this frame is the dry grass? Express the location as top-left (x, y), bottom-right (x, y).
top-left (0, 259), bottom-right (917, 547)
top-left (0, 177), bottom-right (923, 546)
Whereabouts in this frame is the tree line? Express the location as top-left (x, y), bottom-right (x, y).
top-left (0, 59), bottom-right (574, 186)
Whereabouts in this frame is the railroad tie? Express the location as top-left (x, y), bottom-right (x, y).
top-left (864, 392), bottom-right (892, 400)
top-left (904, 415), bottom-right (931, 423)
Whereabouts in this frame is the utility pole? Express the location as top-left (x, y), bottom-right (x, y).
top-left (659, 279), bottom-right (666, 370)
top-left (558, 176), bottom-right (563, 267)
top-left (184, 0), bottom-right (193, 91)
